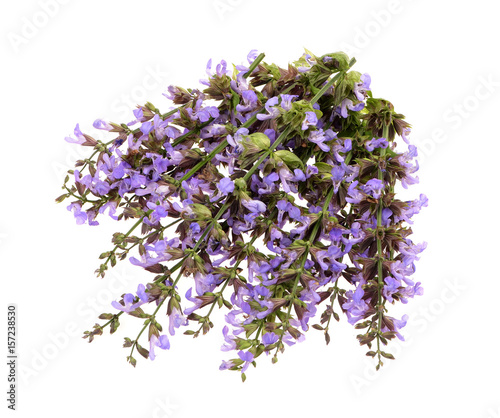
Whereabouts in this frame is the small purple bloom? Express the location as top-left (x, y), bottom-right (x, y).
top-left (111, 293), bottom-right (143, 313)
top-left (238, 350), bottom-right (254, 372)
top-left (365, 137), bottom-right (389, 152)
top-left (217, 178), bottom-right (235, 195)
top-left (280, 94), bottom-right (298, 111)
top-left (65, 124), bottom-right (85, 144)
top-left (149, 334), bottom-right (170, 360)
top-left (140, 121), bottom-right (153, 135)
top-left (257, 97), bottom-right (280, 121)
top-left (136, 284), bottom-right (149, 303)
top-left (242, 198), bottom-right (266, 214)
top-left (219, 360), bottom-right (235, 371)
top-left (364, 178), bottom-right (384, 199)
top-left (93, 119), bottom-right (113, 131)
top-left (262, 332), bottom-right (279, 346)
top-left (301, 111), bottom-right (318, 130)
top-left (168, 307), bottom-right (188, 336)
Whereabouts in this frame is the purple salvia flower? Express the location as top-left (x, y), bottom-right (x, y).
top-left (280, 94), bottom-right (298, 111)
top-left (169, 307), bottom-right (188, 336)
top-left (365, 137), bottom-right (389, 152)
top-left (364, 178), bottom-right (384, 199)
top-left (111, 293), bottom-right (143, 313)
top-left (262, 332), bottom-right (279, 346)
top-left (65, 124), bottom-right (86, 144)
top-left (256, 96), bottom-right (280, 121)
top-left (93, 119), bottom-right (113, 131)
top-left (149, 334), bottom-right (170, 360)
top-left (238, 350), bottom-right (254, 373)
top-left (217, 178), bottom-right (235, 195)
top-left (301, 111), bottom-right (318, 130)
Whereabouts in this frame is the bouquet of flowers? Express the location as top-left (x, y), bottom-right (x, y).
top-left (57, 49), bottom-right (427, 380)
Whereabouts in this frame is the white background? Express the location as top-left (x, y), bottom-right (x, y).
top-left (2, 0), bottom-right (500, 417)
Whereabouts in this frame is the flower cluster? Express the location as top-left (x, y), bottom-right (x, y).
top-left (57, 49), bottom-right (427, 379)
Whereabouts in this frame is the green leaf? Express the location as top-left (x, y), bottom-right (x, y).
top-left (137, 344), bottom-right (150, 359)
top-left (127, 356), bottom-right (137, 368)
top-left (248, 132), bottom-right (270, 150)
top-left (380, 351), bottom-right (395, 360)
top-left (274, 150), bottom-right (304, 169)
top-left (110, 318), bottom-right (120, 334)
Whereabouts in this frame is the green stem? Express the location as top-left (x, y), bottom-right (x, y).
top-left (128, 247), bottom-right (190, 360)
top-left (177, 81), bottom-right (298, 184)
top-left (275, 185), bottom-right (335, 355)
top-left (100, 311), bottom-right (123, 330)
top-left (194, 233), bottom-right (260, 335)
top-left (177, 114), bottom-right (259, 183)
top-left (375, 124), bottom-right (389, 365)
top-left (310, 58), bottom-right (356, 105)
top-left (64, 186), bottom-right (99, 204)
top-left (102, 216), bottom-right (145, 267)
top-left (78, 139), bottom-right (115, 174)
top-left (244, 53), bottom-right (265, 78)
top-left (129, 294), bottom-right (166, 360)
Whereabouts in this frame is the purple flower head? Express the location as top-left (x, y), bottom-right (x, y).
top-left (346, 181), bottom-right (364, 204)
top-left (383, 276), bottom-right (401, 303)
top-left (342, 284), bottom-right (369, 325)
top-left (257, 97), bottom-right (280, 121)
top-left (365, 137), bottom-right (389, 152)
top-left (221, 326), bottom-right (237, 352)
top-left (219, 360), bottom-right (235, 371)
top-left (149, 334), bottom-right (170, 360)
top-left (169, 307), bottom-right (188, 336)
top-left (402, 128), bottom-right (411, 144)
top-left (364, 178), bottom-right (384, 199)
top-left (236, 90), bottom-right (258, 113)
top-left (111, 293), bottom-right (143, 313)
top-left (217, 178), bottom-right (235, 195)
top-left (262, 332), bottom-right (279, 346)
top-left (93, 119), bottom-right (113, 131)
top-left (247, 49), bottom-right (259, 63)
top-left (242, 198), bottom-right (266, 214)
top-left (308, 129), bottom-right (330, 152)
top-left (136, 284), bottom-right (149, 303)
top-left (392, 314), bottom-right (409, 341)
top-left (140, 121), bottom-right (153, 135)
top-left (238, 350), bottom-right (254, 372)
top-left (227, 127), bottom-right (249, 152)
top-left (293, 168), bottom-right (306, 182)
top-left (354, 73), bottom-right (371, 100)
top-left (67, 202), bottom-right (87, 225)
top-left (301, 111), bottom-right (318, 130)
top-left (280, 94), bottom-right (298, 111)
top-left (65, 124), bottom-right (86, 144)
top-left (339, 98), bottom-right (364, 118)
